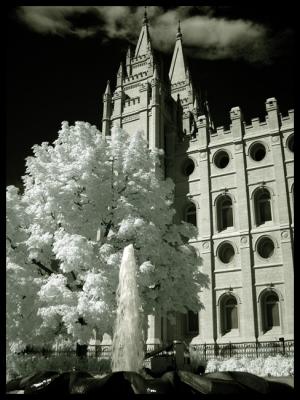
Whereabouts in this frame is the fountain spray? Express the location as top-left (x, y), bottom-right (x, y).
top-left (111, 244), bottom-right (144, 372)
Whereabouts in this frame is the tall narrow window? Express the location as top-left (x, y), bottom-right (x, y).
top-left (222, 296), bottom-right (238, 333)
top-left (217, 195), bottom-right (233, 231)
top-left (185, 203), bottom-right (197, 227)
top-left (255, 189), bottom-right (272, 225)
top-left (265, 292), bottom-right (280, 330)
top-left (187, 310), bottom-right (199, 333)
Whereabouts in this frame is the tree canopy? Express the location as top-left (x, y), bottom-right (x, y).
top-left (6, 122), bottom-right (209, 351)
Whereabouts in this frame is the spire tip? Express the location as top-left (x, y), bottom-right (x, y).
top-left (143, 6), bottom-right (148, 25)
top-left (176, 19), bottom-right (182, 39)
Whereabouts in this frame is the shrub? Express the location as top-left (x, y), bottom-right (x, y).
top-left (6, 353), bottom-right (111, 382)
top-left (204, 355), bottom-right (294, 377)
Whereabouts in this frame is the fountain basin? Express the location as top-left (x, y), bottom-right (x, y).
top-left (6, 369), bottom-right (294, 395)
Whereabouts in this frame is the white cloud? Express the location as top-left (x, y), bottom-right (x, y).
top-left (16, 6), bottom-right (286, 63)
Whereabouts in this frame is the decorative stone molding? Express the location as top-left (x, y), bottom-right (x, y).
top-left (241, 236), bottom-right (248, 244)
top-left (202, 241), bottom-right (209, 249)
top-left (281, 230), bottom-right (289, 239)
top-left (271, 135), bottom-right (280, 143)
top-left (235, 143), bottom-right (242, 151)
top-left (123, 114), bottom-right (140, 123)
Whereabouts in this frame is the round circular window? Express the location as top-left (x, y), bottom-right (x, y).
top-left (287, 134), bottom-right (294, 152)
top-left (249, 142), bottom-right (266, 161)
top-left (218, 242), bottom-right (235, 264)
top-left (257, 237), bottom-right (275, 259)
top-left (182, 158), bottom-right (195, 176)
top-left (214, 150), bottom-right (230, 169)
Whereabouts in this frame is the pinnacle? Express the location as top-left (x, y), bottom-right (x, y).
top-left (104, 80), bottom-right (111, 95)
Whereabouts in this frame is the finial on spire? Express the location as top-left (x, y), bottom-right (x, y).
top-left (143, 6), bottom-right (148, 25)
top-left (176, 19), bottom-right (182, 39)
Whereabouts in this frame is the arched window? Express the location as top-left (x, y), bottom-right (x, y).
top-left (217, 195), bottom-right (233, 231)
top-left (185, 202), bottom-right (197, 227)
top-left (221, 295), bottom-right (238, 333)
top-left (262, 291), bottom-right (280, 331)
top-left (254, 188), bottom-right (272, 225)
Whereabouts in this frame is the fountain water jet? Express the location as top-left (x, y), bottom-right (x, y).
top-left (111, 244), bottom-right (144, 372)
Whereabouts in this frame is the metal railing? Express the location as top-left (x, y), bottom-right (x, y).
top-left (20, 339), bottom-right (294, 361)
top-left (189, 339), bottom-right (294, 360)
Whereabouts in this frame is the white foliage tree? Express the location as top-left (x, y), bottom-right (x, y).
top-left (6, 122), bottom-right (209, 351)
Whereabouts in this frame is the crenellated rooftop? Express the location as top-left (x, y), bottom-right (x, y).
top-left (210, 100), bottom-right (294, 141)
top-left (124, 96), bottom-right (141, 109)
top-left (123, 71), bottom-right (148, 84)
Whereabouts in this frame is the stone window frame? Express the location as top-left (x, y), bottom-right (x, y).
top-left (286, 133), bottom-right (294, 153)
top-left (212, 148), bottom-right (232, 170)
top-left (183, 200), bottom-right (197, 227)
top-left (248, 140), bottom-right (268, 162)
top-left (217, 292), bottom-right (241, 336)
top-left (253, 187), bottom-right (273, 226)
top-left (215, 193), bottom-right (235, 232)
top-left (216, 240), bottom-right (237, 265)
top-left (186, 310), bottom-right (199, 334)
top-left (250, 185), bottom-right (275, 228)
top-left (181, 156), bottom-right (196, 177)
top-left (254, 235), bottom-right (277, 261)
top-left (257, 287), bottom-right (283, 335)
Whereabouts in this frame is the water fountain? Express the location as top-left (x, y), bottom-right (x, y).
top-left (111, 244), bottom-right (144, 373)
top-left (6, 244), bottom-right (294, 394)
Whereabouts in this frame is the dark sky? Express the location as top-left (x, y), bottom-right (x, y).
top-left (6, 5), bottom-right (294, 188)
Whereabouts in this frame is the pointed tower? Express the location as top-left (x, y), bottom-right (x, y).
top-left (169, 21), bottom-right (200, 136)
top-left (169, 21), bottom-right (187, 85)
top-left (116, 62), bottom-right (124, 88)
top-left (102, 80), bottom-right (112, 137)
top-left (111, 63), bottom-right (125, 127)
top-left (135, 7), bottom-right (151, 57)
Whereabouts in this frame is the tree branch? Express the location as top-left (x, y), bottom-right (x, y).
top-left (32, 259), bottom-right (54, 276)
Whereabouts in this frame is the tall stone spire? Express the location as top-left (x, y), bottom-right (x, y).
top-left (169, 20), bottom-right (187, 84)
top-left (134, 6), bottom-right (152, 57)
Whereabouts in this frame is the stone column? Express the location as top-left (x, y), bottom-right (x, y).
top-left (191, 115), bottom-right (215, 345)
top-left (266, 98), bottom-right (294, 337)
top-left (139, 82), bottom-right (149, 143)
top-left (146, 314), bottom-right (162, 351)
top-left (231, 106), bottom-right (257, 341)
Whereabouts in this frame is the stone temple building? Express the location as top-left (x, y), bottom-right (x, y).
top-left (100, 12), bottom-right (294, 349)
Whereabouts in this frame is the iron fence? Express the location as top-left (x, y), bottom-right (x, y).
top-left (20, 339), bottom-right (293, 361)
top-left (189, 339), bottom-right (294, 361)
